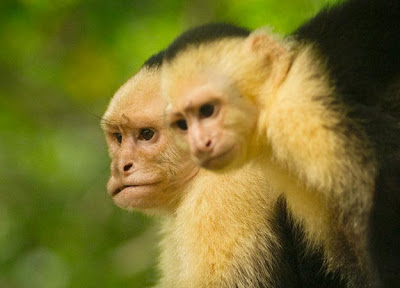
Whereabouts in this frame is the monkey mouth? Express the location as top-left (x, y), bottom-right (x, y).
top-left (113, 186), bottom-right (126, 196)
top-left (112, 183), bottom-right (161, 196)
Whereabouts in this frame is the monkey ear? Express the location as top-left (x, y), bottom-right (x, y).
top-left (245, 28), bottom-right (288, 60)
top-left (245, 28), bottom-right (292, 90)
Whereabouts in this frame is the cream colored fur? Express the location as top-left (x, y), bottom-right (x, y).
top-left (104, 67), bottom-right (296, 287)
top-left (157, 161), bottom-right (284, 288)
top-left (262, 43), bottom-right (376, 273)
top-left (162, 29), bottom-right (378, 286)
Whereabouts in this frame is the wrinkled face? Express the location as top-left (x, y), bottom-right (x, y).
top-left (102, 69), bottom-right (199, 212)
top-left (163, 62), bottom-right (259, 170)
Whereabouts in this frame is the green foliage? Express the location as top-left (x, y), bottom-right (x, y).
top-left (0, 0), bottom-right (336, 286)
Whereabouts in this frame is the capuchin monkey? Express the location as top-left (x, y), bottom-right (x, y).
top-left (102, 52), bottom-right (347, 287)
top-left (162, 0), bottom-right (400, 287)
top-left (101, 52), bottom-right (199, 214)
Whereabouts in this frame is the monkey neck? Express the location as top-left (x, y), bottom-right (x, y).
top-left (158, 165), bottom-right (281, 287)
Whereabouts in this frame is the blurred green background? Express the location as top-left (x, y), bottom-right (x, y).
top-left (0, 0), bottom-right (335, 287)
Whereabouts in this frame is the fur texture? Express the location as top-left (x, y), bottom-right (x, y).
top-left (161, 0), bottom-right (400, 287)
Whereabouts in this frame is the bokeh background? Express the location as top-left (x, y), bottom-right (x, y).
top-left (0, 0), bottom-right (336, 287)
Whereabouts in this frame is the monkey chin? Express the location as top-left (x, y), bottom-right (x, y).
top-left (195, 145), bottom-right (238, 171)
top-left (111, 183), bottom-right (164, 210)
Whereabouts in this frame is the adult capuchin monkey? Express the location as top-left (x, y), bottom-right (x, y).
top-left (102, 50), bottom-right (347, 286)
top-left (101, 51), bottom-right (199, 214)
top-left (162, 0), bottom-right (400, 287)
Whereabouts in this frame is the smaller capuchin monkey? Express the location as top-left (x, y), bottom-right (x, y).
top-left (162, 0), bottom-right (400, 287)
top-left (102, 51), bottom-right (344, 287)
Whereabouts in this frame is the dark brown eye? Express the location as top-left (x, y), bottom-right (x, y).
top-left (199, 104), bottom-right (214, 118)
top-left (113, 132), bottom-right (122, 144)
top-left (138, 128), bottom-right (154, 141)
top-left (176, 119), bottom-right (188, 131)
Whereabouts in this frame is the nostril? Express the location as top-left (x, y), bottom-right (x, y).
top-left (205, 140), bottom-right (212, 148)
top-left (123, 163), bottom-right (133, 172)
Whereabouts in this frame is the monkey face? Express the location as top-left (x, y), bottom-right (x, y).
top-left (102, 69), bottom-right (199, 212)
top-left (164, 73), bottom-right (259, 171)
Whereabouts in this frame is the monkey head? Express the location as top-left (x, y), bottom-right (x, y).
top-left (102, 68), bottom-right (199, 213)
top-left (162, 29), bottom-right (292, 170)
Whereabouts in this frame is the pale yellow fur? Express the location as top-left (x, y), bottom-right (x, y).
top-left (162, 29), bottom-right (378, 286)
top-left (157, 162), bottom-right (282, 288)
top-left (263, 43), bottom-right (375, 253)
top-left (105, 67), bottom-right (293, 287)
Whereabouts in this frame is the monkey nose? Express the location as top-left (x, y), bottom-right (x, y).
top-left (124, 163), bottom-right (133, 171)
top-left (120, 161), bottom-right (134, 174)
top-left (192, 139), bottom-right (214, 157)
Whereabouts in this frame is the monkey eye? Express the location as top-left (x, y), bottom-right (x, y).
top-left (175, 119), bottom-right (188, 131)
top-left (138, 128), bottom-right (155, 141)
top-left (113, 132), bottom-right (122, 144)
top-left (199, 104), bottom-right (214, 118)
